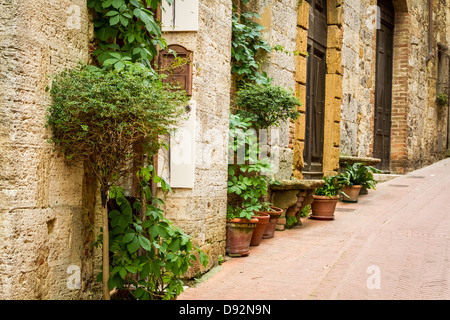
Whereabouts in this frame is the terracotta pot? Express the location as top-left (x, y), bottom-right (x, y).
top-left (226, 217), bottom-right (258, 257)
top-left (341, 185), bottom-right (363, 203)
top-left (262, 206), bottom-right (284, 239)
top-left (250, 212), bottom-right (270, 246)
top-left (310, 195), bottom-right (339, 220)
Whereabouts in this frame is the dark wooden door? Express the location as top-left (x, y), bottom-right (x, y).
top-left (374, 0), bottom-right (394, 171)
top-left (303, 0), bottom-right (327, 178)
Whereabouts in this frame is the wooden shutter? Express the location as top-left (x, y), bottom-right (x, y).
top-left (158, 44), bottom-right (193, 96)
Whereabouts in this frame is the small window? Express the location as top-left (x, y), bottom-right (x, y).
top-left (158, 44), bottom-right (193, 96)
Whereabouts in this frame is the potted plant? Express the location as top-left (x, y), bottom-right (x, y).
top-left (310, 175), bottom-right (343, 220)
top-left (261, 205), bottom-right (284, 239)
top-left (337, 163), bottom-right (381, 203)
top-left (227, 114), bottom-right (280, 255)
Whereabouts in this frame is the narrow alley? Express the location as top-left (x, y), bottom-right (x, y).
top-left (179, 158), bottom-right (450, 300)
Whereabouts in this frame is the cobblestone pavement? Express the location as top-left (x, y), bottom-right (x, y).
top-left (178, 158), bottom-right (450, 300)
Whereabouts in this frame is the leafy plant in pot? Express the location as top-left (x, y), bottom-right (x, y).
top-left (336, 163), bottom-right (381, 203)
top-left (310, 175), bottom-right (343, 220)
top-left (227, 114), bottom-right (280, 255)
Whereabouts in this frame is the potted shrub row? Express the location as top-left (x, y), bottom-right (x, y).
top-left (225, 81), bottom-right (301, 257)
top-left (310, 163), bottom-right (381, 220)
top-left (226, 113), bottom-right (283, 256)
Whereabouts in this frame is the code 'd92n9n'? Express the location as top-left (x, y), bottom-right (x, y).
top-left (223, 304), bottom-right (271, 315)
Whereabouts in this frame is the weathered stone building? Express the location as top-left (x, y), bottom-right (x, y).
top-left (1, 0), bottom-right (449, 299)
top-left (340, 0), bottom-right (450, 173)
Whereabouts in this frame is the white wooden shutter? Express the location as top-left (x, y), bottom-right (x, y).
top-left (161, 0), bottom-right (199, 32)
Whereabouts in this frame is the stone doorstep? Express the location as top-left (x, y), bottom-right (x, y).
top-left (270, 179), bottom-right (325, 230)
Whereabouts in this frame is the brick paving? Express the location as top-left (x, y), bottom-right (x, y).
top-left (178, 158), bottom-right (450, 300)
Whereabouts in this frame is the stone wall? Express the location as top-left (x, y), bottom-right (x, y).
top-left (244, 0), bottom-right (298, 181)
top-left (0, 1), bottom-right (101, 299)
top-left (158, 0), bottom-right (232, 277)
top-left (340, 0), bottom-right (450, 173)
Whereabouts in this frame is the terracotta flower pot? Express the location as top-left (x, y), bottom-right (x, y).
top-left (262, 206), bottom-right (284, 239)
top-left (341, 185), bottom-right (363, 203)
top-left (250, 212), bottom-right (270, 246)
top-left (226, 217), bottom-right (258, 257)
top-left (310, 195), bottom-right (339, 220)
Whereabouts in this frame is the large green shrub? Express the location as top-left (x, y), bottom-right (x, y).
top-left (46, 63), bottom-right (188, 193)
top-left (46, 63), bottom-right (189, 299)
top-left (234, 83), bottom-right (301, 129)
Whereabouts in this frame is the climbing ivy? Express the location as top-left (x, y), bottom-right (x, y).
top-left (87, 0), bottom-right (173, 70)
top-left (231, 10), bottom-right (272, 87)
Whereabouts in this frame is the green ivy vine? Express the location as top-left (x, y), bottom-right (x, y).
top-left (87, 0), bottom-right (173, 70)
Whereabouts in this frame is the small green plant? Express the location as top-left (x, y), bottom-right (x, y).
top-left (234, 83), bottom-right (301, 129)
top-left (336, 163), bottom-right (381, 190)
top-left (436, 92), bottom-right (448, 106)
top-left (94, 164), bottom-right (208, 300)
top-left (227, 113), bottom-right (279, 220)
top-left (300, 205), bottom-right (311, 218)
top-left (285, 215), bottom-right (298, 229)
top-left (314, 175), bottom-right (343, 197)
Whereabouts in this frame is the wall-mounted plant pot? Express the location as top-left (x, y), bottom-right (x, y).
top-left (262, 206), bottom-right (284, 239)
top-left (341, 185), bottom-right (363, 203)
top-left (226, 217), bottom-right (258, 257)
top-left (310, 195), bottom-right (339, 220)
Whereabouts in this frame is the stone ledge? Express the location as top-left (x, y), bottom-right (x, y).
top-left (339, 155), bottom-right (381, 166)
top-left (269, 179), bottom-right (325, 230)
top-left (270, 179), bottom-right (325, 191)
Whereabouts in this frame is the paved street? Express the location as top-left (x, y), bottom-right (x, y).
top-left (178, 158), bottom-right (450, 300)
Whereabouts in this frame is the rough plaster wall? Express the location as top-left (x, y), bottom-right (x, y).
top-left (0, 1), bottom-right (100, 299)
top-left (340, 0), bottom-right (375, 157)
top-left (249, 0), bottom-right (298, 180)
top-left (160, 0), bottom-right (232, 277)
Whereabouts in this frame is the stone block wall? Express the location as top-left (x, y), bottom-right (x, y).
top-left (0, 0), bottom-right (101, 299)
top-left (244, 0), bottom-right (298, 181)
top-left (158, 0), bottom-right (232, 277)
top-left (340, 0), bottom-right (450, 174)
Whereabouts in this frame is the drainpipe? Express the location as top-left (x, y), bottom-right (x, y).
top-left (425, 0), bottom-right (434, 63)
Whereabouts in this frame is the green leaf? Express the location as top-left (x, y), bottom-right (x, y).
top-left (127, 236), bottom-right (140, 253)
top-left (121, 233), bottom-right (135, 244)
top-left (138, 235), bottom-right (152, 251)
top-left (119, 267), bottom-right (127, 279)
top-left (111, 0), bottom-right (125, 9)
top-left (109, 15), bottom-right (120, 26)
